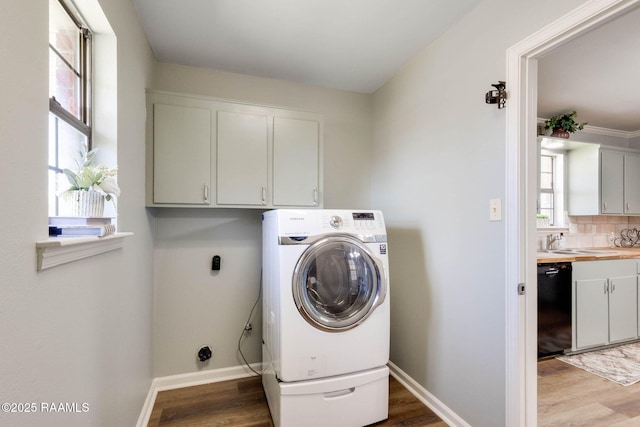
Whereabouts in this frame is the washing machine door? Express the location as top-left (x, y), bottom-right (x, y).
top-left (292, 234), bottom-right (387, 332)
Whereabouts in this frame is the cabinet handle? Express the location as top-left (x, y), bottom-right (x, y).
top-left (604, 281), bottom-right (608, 294)
top-left (603, 201), bottom-right (608, 212)
top-left (626, 203), bottom-right (630, 212)
top-left (611, 281), bottom-right (616, 293)
top-left (313, 188), bottom-right (318, 205)
top-left (203, 185), bottom-right (209, 203)
top-left (261, 187), bottom-right (266, 205)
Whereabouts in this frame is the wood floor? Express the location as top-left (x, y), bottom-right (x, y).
top-left (147, 374), bottom-right (447, 427)
top-left (538, 357), bottom-right (640, 426)
top-left (148, 359), bottom-right (640, 426)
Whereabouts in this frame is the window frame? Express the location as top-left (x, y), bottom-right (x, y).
top-left (48, 0), bottom-right (93, 216)
top-left (538, 149), bottom-right (566, 228)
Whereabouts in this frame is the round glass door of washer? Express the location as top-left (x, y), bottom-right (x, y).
top-left (292, 235), bottom-right (386, 332)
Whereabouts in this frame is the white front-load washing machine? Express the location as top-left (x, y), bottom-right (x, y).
top-left (262, 209), bottom-right (390, 427)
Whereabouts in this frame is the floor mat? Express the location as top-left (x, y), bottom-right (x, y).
top-left (557, 342), bottom-right (640, 386)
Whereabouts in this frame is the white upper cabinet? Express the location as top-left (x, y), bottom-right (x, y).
top-left (152, 102), bottom-right (211, 205)
top-left (624, 153), bottom-right (640, 215)
top-left (273, 117), bottom-right (320, 207)
top-left (568, 143), bottom-right (640, 215)
top-left (217, 110), bottom-right (269, 206)
top-left (146, 91), bottom-right (323, 209)
top-left (600, 149), bottom-right (624, 214)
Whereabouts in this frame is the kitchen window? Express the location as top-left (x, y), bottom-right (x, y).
top-left (539, 150), bottom-right (565, 227)
top-left (48, 0), bottom-right (92, 217)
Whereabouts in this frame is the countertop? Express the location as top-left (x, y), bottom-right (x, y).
top-left (537, 247), bottom-right (640, 263)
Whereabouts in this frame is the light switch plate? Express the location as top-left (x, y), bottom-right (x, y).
top-left (490, 198), bottom-right (502, 221)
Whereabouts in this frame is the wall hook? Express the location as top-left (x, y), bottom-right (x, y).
top-left (485, 81), bottom-right (507, 109)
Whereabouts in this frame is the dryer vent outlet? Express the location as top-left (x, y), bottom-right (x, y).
top-left (197, 345), bottom-right (213, 362)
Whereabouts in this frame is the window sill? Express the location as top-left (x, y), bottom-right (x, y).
top-left (36, 232), bottom-right (133, 271)
top-left (537, 226), bottom-right (569, 232)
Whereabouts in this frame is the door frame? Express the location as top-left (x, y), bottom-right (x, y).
top-left (505, 0), bottom-right (640, 425)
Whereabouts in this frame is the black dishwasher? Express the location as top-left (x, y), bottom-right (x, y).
top-left (538, 262), bottom-right (572, 358)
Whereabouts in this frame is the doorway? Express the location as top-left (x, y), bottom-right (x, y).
top-left (506, 0), bottom-right (640, 425)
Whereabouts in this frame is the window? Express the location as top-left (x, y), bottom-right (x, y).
top-left (539, 154), bottom-right (555, 223)
top-left (48, 0), bottom-right (92, 217)
top-left (539, 150), bottom-right (565, 227)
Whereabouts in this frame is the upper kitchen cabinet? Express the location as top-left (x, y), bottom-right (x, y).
top-left (145, 91), bottom-right (324, 209)
top-left (567, 143), bottom-right (640, 215)
top-left (150, 99), bottom-right (212, 205)
top-left (217, 110), bottom-right (269, 206)
top-left (623, 153), bottom-right (640, 214)
top-left (273, 117), bottom-right (320, 207)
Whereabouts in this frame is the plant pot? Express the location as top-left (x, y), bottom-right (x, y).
top-left (67, 190), bottom-right (105, 217)
top-left (550, 128), bottom-right (570, 139)
top-left (537, 217), bottom-right (550, 228)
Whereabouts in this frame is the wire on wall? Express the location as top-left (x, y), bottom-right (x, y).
top-left (237, 271), bottom-right (263, 376)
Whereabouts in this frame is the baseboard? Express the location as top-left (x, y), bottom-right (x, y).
top-left (136, 363), bottom-right (262, 427)
top-left (388, 361), bottom-right (471, 427)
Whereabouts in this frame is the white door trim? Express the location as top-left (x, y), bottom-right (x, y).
top-left (505, 0), bottom-right (640, 425)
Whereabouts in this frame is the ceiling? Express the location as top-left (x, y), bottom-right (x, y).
top-left (132, 0), bottom-right (481, 94)
top-left (538, 6), bottom-right (640, 133)
top-left (133, 1), bottom-right (640, 132)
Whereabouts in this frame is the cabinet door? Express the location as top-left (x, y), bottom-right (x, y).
top-left (609, 275), bottom-right (638, 343)
top-left (575, 278), bottom-right (609, 349)
top-left (624, 154), bottom-right (640, 214)
top-left (600, 150), bottom-right (624, 214)
top-left (273, 117), bottom-right (320, 206)
top-left (153, 104), bottom-right (211, 204)
top-left (216, 111), bottom-right (268, 205)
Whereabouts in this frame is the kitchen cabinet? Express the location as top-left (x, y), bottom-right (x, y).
top-left (624, 153), bottom-right (640, 214)
top-left (600, 150), bottom-right (624, 214)
top-left (572, 259), bottom-right (638, 351)
top-left (568, 144), bottom-right (640, 215)
top-left (216, 110), bottom-right (269, 206)
top-left (152, 102), bottom-right (212, 205)
top-left (273, 117), bottom-right (320, 206)
top-left (145, 91), bottom-right (323, 208)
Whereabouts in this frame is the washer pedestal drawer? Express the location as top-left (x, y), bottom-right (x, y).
top-left (263, 352), bottom-right (388, 427)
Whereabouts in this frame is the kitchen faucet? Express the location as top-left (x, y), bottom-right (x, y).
top-left (546, 233), bottom-right (563, 250)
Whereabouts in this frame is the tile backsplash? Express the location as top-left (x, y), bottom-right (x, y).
top-left (537, 216), bottom-right (640, 250)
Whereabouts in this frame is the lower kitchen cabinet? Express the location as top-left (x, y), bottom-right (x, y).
top-left (573, 259), bottom-right (639, 351)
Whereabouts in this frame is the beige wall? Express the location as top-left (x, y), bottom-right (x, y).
top-left (0, 1), bottom-right (155, 426)
top-left (371, 0), bottom-right (588, 425)
top-left (150, 63), bottom-right (373, 376)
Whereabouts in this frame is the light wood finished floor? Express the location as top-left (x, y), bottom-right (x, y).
top-left (147, 374), bottom-right (447, 426)
top-left (538, 357), bottom-right (640, 426)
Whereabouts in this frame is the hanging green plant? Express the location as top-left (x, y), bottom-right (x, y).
top-left (544, 111), bottom-right (587, 138)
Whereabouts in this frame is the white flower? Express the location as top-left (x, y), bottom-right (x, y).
top-left (96, 176), bottom-right (121, 200)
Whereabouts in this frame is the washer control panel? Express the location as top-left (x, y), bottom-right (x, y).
top-left (329, 215), bottom-right (343, 229)
top-left (321, 211), bottom-right (385, 233)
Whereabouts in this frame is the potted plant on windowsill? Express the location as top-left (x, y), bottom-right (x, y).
top-left (60, 144), bottom-right (120, 217)
top-left (544, 111), bottom-right (587, 139)
top-left (536, 214), bottom-right (550, 228)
